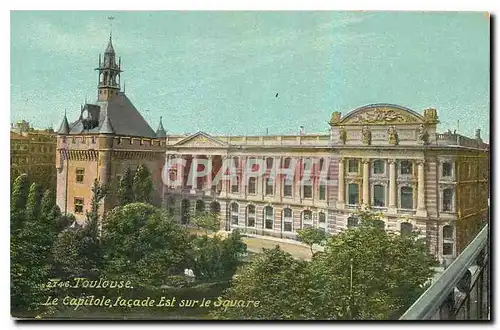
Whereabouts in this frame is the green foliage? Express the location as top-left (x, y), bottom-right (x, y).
top-left (212, 211), bottom-right (437, 320)
top-left (117, 167), bottom-right (134, 206)
top-left (210, 246), bottom-right (312, 320)
top-left (56, 213), bottom-right (76, 232)
top-left (189, 229), bottom-right (247, 281)
top-left (11, 175), bottom-right (58, 317)
top-left (191, 212), bottom-right (221, 234)
top-left (297, 227), bottom-right (328, 256)
top-left (26, 183), bottom-right (42, 222)
top-left (51, 229), bottom-right (84, 277)
top-left (133, 165), bottom-right (153, 203)
top-left (101, 203), bottom-right (190, 287)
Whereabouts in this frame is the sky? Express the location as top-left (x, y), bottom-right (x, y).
top-left (10, 11), bottom-right (490, 140)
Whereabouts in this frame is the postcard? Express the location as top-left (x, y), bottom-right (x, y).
top-left (10, 10), bottom-right (490, 321)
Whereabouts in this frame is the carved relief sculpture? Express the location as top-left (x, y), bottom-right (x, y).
top-left (339, 126), bottom-right (347, 144)
top-left (416, 123), bottom-right (429, 144)
top-left (387, 125), bottom-right (399, 145)
top-left (329, 111), bottom-right (342, 125)
top-left (350, 107), bottom-right (415, 124)
top-left (423, 108), bottom-right (439, 124)
top-left (361, 126), bottom-right (371, 145)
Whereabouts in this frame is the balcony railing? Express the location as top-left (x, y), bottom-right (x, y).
top-left (400, 224), bottom-right (490, 320)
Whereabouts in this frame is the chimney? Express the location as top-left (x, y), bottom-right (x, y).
top-left (475, 129), bottom-right (482, 140)
top-left (299, 126), bottom-right (305, 136)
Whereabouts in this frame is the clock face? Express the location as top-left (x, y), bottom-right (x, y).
top-left (81, 109), bottom-right (90, 120)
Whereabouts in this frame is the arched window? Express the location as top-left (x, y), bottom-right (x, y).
top-left (442, 162), bottom-right (453, 177)
top-left (400, 186), bottom-right (413, 209)
top-left (195, 200), bottom-right (205, 215)
top-left (400, 222), bottom-right (413, 236)
top-left (246, 205), bottom-right (256, 227)
top-left (264, 206), bottom-right (274, 229)
top-left (248, 177), bottom-right (256, 194)
top-left (181, 199), bottom-right (190, 225)
top-left (301, 210), bottom-right (313, 229)
top-left (282, 208), bottom-right (293, 232)
top-left (443, 188), bottom-right (453, 212)
top-left (210, 201), bottom-right (221, 215)
top-left (230, 202), bottom-right (239, 225)
top-left (347, 216), bottom-right (358, 228)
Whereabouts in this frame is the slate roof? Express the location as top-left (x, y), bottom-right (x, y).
top-left (67, 92), bottom-right (156, 138)
top-left (57, 112), bottom-right (70, 134)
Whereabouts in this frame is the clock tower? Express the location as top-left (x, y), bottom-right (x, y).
top-left (96, 33), bottom-right (122, 101)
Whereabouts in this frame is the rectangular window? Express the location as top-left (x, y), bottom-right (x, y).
top-left (443, 243), bottom-right (453, 256)
top-left (400, 160), bottom-right (413, 175)
top-left (348, 159), bottom-right (359, 173)
top-left (248, 177), bottom-right (256, 194)
top-left (265, 178), bottom-right (273, 195)
top-left (264, 207), bottom-right (273, 229)
top-left (319, 183), bottom-right (326, 200)
top-left (348, 183), bottom-right (359, 205)
top-left (373, 160), bottom-right (385, 174)
top-left (283, 209), bottom-right (293, 232)
top-left (373, 185), bottom-right (385, 207)
top-left (76, 168), bottom-right (85, 183)
top-left (442, 162), bottom-right (452, 177)
top-left (303, 180), bottom-right (312, 198)
top-left (74, 198), bottom-right (84, 214)
top-left (400, 187), bottom-right (414, 209)
top-left (266, 157), bottom-right (273, 169)
top-left (247, 206), bottom-right (256, 227)
top-left (283, 178), bottom-right (293, 197)
top-left (231, 177), bottom-right (239, 193)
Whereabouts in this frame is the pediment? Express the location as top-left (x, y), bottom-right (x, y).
top-left (339, 104), bottom-right (424, 126)
top-left (175, 131), bottom-right (227, 148)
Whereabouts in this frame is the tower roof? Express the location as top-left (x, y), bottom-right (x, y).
top-left (105, 33), bottom-right (115, 54)
top-left (156, 116), bottom-right (167, 138)
top-left (99, 112), bottom-right (115, 134)
top-left (57, 111), bottom-right (70, 135)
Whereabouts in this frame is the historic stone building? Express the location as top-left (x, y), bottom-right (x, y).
top-left (55, 36), bottom-right (489, 264)
top-left (10, 121), bottom-right (57, 190)
top-left (55, 35), bottom-right (166, 219)
top-left (162, 105), bottom-right (488, 264)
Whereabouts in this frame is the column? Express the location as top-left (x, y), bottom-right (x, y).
top-left (337, 158), bottom-right (345, 208)
top-left (220, 156), bottom-right (228, 194)
top-left (295, 157), bottom-right (302, 201)
top-left (240, 156), bottom-right (247, 196)
top-left (206, 155), bottom-right (213, 191)
top-left (416, 159), bottom-right (428, 217)
top-left (276, 156), bottom-right (282, 202)
top-left (388, 159), bottom-right (397, 214)
top-left (362, 158), bottom-right (370, 208)
top-left (177, 154), bottom-right (184, 189)
top-left (259, 156), bottom-right (265, 198)
top-left (191, 155), bottom-right (198, 189)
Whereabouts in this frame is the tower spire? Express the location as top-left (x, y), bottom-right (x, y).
top-left (96, 21), bottom-right (122, 102)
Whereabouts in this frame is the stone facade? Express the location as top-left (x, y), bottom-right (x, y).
top-left (54, 37), bottom-right (489, 265)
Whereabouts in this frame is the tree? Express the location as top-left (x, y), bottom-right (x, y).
top-left (101, 203), bottom-right (190, 287)
top-left (210, 246), bottom-right (313, 320)
top-left (117, 167), bottom-right (134, 206)
top-left (308, 210), bottom-right (437, 320)
top-left (189, 229), bottom-right (247, 281)
top-left (133, 165), bottom-right (153, 203)
top-left (11, 173), bottom-right (30, 232)
top-left (191, 211), bottom-right (221, 235)
top-left (297, 227), bottom-right (328, 256)
top-left (211, 210), bottom-right (437, 320)
top-left (26, 183), bottom-right (42, 222)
